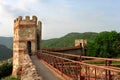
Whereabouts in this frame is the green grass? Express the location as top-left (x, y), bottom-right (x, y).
top-left (88, 61), bottom-right (120, 67)
top-left (88, 61), bottom-right (105, 64)
top-left (2, 76), bottom-right (20, 80)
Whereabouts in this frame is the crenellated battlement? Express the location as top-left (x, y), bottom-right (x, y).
top-left (14, 16), bottom-right (39, 28)
top-left (14, 16), bottom-right (37, 22)
top-left (38, 21), bottom-right (42, 27)
top-left (38, 21), bottom-right (42, 25)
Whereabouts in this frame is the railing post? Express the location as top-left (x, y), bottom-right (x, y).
top-left (108, 60), bottom-right (111, 80)
top-left (61, 53), bottom-right (64, 76)
top-left (95, 68), bottom-right (96, 80)
top-left (88, 66), bottom-right (90, 80)
top-left (105, 60), bottom-right (111, 80)
top-left (79, 43), bottom-right (82, 80)
top-left (86, 66), bottom-right (88, 80)
top-left (79, 63), bottom-right (81, 80)
top-left (105, 60), bottom-right (108, 80)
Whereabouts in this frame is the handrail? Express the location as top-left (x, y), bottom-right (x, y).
top-left (36, 50), bottom-right (120, 80)
top-left (40, 52), bottom-right (120, 73)
top-left (38, 50), bottom-right (120, 62)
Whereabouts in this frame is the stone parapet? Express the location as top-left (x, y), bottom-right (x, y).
top-left (21, 53), bottom-right (42, 80)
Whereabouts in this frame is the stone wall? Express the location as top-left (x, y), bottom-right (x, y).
top-left (21, 53), bottom-right (42, 80)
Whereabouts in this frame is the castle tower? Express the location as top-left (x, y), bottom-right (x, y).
top-left (75, 39), bottom-right (87, 48)
top-left (12, 16), bottom-right (42, 77)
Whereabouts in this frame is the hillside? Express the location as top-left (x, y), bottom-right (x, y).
top-left (0, 44), bottom-right (13, 61)
top-left (42, 32), bottom-right (98, 48)
top-left (0, 32), bottom-right (97, 60)
top-left (0, 32), bottom-right (98, 49)
top-left (0, 37), bottom-right (13, 49)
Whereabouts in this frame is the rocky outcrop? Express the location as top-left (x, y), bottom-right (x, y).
top-left (21, 53), bottom-right (42, 80)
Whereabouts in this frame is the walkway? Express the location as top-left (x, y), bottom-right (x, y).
top-left (31, 56), bottom-right (65, 80)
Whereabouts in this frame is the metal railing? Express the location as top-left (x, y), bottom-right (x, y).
top-left (36, 50), bottom-right (120, 80)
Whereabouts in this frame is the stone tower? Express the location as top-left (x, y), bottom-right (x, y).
top-left (12, 16), bottom-right (42, 77)
top-left (75, 39), bottom-right (87, 48)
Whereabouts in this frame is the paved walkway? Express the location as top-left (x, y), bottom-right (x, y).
top-left (31, 56), bottom-right (64, 80)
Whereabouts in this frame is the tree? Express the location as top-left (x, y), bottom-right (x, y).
top-left (0, 63), bottom-right (12, 79)
top-left (87, 31), bottom-right (120, 58)
top-left (112, 33), bottom-right (120, 57)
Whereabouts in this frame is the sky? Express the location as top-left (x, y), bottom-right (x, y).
top-left (0, 0), bottom-right (120, 39)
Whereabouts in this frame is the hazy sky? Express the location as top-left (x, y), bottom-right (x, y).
top-left (0, 0), bottom-right (120, 39)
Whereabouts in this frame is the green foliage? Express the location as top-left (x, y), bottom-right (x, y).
top-left (0, 63), bottom-right (12, 79)
top-left (87, 31), bottom-right (120, 58)
top-left (42, 32), bottom-right (97, 48)
top-left (88, 61), bottom-right (105, 64)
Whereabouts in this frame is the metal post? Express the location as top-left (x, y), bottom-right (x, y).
top-left (105, 60), bottom-right (108, 80)
top-left (95, 68), bottom-right (96, 80)
top-left (108, 60), bottom-right (111, 80)
top-left (86, 66), bottom-right (88, 80)
top-left (79, 64), bottom-right (81, 80)
top-left (61, 53), bottom-right (64, 76)
top-left (79, 43), bottom-right (82, 80)
top-left (79, 43), bottom-right (82, 62)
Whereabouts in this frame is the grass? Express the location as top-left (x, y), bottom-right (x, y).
top-left (88, 61), bottom-right (105, 64)
top-left (2, 76), bottom-right (20, 80)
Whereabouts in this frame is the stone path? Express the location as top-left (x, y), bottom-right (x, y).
top-left (31, 56), bottom-right (64, 80)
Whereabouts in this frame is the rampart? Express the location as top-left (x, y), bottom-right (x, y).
top-left (21, 53), bottom-right (42, 80)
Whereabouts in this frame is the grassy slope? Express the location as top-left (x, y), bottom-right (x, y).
top-left (0, 32), bottom-right (97, 49)
top-left (0, 37), bottom-right (13, 49)
top-left (0, 44), bottom-right (12, 61)
top-left (42, 32), bottom-right (97, 48)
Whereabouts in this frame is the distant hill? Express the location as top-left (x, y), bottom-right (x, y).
top-left (42, 32), bottom-right (98, 48)
top-left (0, 32), bottom-right (98, 49)
top-left (0, 32), bottom-right (97, 60)
top-left (0, 37), bottom-right (13, 49)
top-left (0, 44), bottom-right (12, 61)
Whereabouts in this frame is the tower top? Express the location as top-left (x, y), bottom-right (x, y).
top-left (14, 16), bottom-right (38, 27)
top-left (14, 16), bottom-right (37, 23)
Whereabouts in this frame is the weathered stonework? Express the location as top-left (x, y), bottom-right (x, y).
top-left (12, 16), bottom-right (42, 77)
top-left (21, 53), bottom-right (42, 80)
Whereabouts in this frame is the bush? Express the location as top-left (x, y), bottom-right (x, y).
top-left (0, 63), bottom-right (12, 79)
top-left (2, 76), bottom-right (20, 80)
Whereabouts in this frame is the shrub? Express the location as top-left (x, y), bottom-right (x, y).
top-left (0, 63), bottom-right (12, 79)
top-left (2, 76), bottom-right (20, 80)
